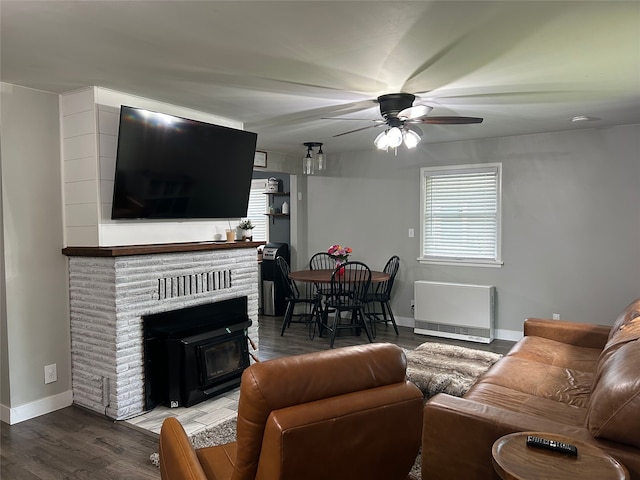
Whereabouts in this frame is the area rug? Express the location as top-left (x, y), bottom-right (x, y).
top-left (150, 416), bottom-right (237, 467)
top-left (405, 342), bottom-right (503, 399)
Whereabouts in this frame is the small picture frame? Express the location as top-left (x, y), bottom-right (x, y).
top-left (254, 151), bottom-right (267, 168)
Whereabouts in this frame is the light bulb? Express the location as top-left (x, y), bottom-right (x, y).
top-left (403, 129), bottom-right (421, 149)
top-left (387, 127), bottom-right (403, 148)
top-left (374, 130), bottom-right (390, 150)
top-left (302, 151), bottom-right (314, 175)
top-left (316, 147), bottom-right (326, 171)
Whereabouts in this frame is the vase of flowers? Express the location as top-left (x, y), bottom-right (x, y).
top-left (327, 244), bottom-right (352, 273)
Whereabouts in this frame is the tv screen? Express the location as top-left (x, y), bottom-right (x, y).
top-left (111, 106), bottom-right (258, 220)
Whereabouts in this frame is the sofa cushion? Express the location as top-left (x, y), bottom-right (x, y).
top-left (477, 356), bottom-right (594, 408)
top-left (465, 382), bottom-right (588, 427)
top-left (506, 336), bottom-right (601, 373)
top-left (586, 310), bottom-right (640, 448)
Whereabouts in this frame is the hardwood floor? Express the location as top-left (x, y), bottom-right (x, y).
top-left (1, 315), bottom-right (514, 479)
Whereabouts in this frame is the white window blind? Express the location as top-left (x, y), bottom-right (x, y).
top-left (246, 179), bottom-right (268, 242)
top-left (420, 164), bottom-right (502, 265)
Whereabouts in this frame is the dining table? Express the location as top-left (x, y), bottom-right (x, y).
top-left (288, 268), bottom-right (390, 342)
top-left (288, 268), bottom-right (390, 284)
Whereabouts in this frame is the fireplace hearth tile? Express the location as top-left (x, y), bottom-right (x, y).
top-left (124, 386), bottom-right (240, 436)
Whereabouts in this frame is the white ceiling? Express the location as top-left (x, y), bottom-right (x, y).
top-left (2, 1), bottom-right (639, 155)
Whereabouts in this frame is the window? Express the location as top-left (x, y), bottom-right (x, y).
top-left (420, 163), bottom-right (502, 267)
top-left (246, 179), bottom-right (269, 242)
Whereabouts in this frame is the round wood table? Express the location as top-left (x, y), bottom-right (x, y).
top-left (492, 432), bottom-right (629, 480)
top-left (289, 269), bottom-right (390, 283)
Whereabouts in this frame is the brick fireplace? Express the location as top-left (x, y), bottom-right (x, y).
top-left (62, 241), bottom-right (261, 420)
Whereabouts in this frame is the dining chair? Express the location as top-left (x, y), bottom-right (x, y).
top-left (322, 261), bottom-right (373, 348)
top-left (309, 251), bottom-right (336, 320)
top-left (276, 256), bottom-right (322, 339)
top-left (365, 255), bottom-right (400, 337)
top-left (309, 251), bottom-right (335, 293)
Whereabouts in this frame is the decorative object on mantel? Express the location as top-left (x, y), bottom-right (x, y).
top-left (237, 219), bottom-right (254, 241)
top-left (327, 244), bottom-right (352, 271)
top-left (226, 220), bottom-right (235, 242)
top-left (302, 142), bottom-right (326, 175)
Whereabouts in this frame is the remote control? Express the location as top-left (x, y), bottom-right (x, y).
top-left (526, 435), bottom-right (578, 456)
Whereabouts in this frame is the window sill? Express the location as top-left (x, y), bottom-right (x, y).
top-left (417, 258), bottom-right (503, 268)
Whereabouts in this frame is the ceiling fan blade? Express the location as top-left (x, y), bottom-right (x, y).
top-left (333, 124), bottom-right (383, 138)
top-left (321, 117), bottom-right (385, 122)
top-left (398, 105), bottom-right (433, 121)
top-left (416, 116), bottom-right (484, 124)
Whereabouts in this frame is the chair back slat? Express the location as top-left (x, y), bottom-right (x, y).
top-left (276, 256), bottom-right (299, 299)
top-left (377, 255), bottom-right (400, 298)
top-left (309, 252), bottom-right (335, 270)
top-left (329, 261), bottom-right (371, 307)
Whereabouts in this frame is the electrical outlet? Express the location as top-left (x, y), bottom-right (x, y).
top-left (552, 313), bottom-right (560, 320)
top-left (44, 363), bottom-right (57, 384)
top-left (408, 228), bottom-right (415, 238)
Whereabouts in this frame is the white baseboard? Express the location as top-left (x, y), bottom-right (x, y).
top-left (0, 390), bottom-right (73, 425)
top-left (395, 316), bottom-right (523, 343)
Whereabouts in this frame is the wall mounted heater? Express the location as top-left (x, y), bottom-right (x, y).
top-left (414, 281), bottom-right (495, 343)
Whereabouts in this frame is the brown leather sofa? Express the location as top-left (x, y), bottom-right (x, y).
top-left (422, 298), bottom-right (640, 479)
top-left (159, 343), bottom-right (423, 480)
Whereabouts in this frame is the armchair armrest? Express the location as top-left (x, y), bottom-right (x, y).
top-left (524, 317), bottom-right (611, 349)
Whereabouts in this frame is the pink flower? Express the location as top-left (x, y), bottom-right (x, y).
top-left (327, 244), bottom-right (352, 259)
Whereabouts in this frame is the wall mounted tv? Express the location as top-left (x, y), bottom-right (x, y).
top-left (111, 105), bottom-right (258, 220)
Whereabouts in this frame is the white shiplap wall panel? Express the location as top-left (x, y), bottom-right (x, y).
top-left (99, 133), bottom-right (117, 157)
top-left (63, 134), bottom-right (97, 161)
top-left (98, 109), bottom-right (119, 135)
top-left (65, 204), bottom-right (99, 226)
top-left (60, 87), bottom-right (95, 116)
top-left (62, 109), bottom-right (95, 137)
top-left (66, 226), bottom-right (99, 247)
top-left (99, 180), bottom-right (113, 204)
top-left (99, 157), bottom-right (115, 181)
top-left (64, 180), bottom-right (99, 205)
top-left (65, 157), bottom-right (98, 183)
top-left (61, 86), bottom-right (246, 247)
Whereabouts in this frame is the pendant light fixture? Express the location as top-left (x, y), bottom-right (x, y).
top-left (302, 142), bottom-right (326, 175)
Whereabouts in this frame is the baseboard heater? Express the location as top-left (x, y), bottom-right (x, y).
top-left (414, 281), bottom-right (495, 344)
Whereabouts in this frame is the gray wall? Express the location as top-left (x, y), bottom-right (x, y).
top-left (1, 84), bottom-right (71, 414)
top-left (305, 125), bottom-right (640, 338)
top-left (252, 171), bottom-right (291, 245)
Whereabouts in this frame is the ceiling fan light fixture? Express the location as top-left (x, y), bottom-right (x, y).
top-left (403, 128), bottom-right (421, 149)
top-left (374, 130), bottom-right (390, 150)
top-left (387, 126), bottom-right (403, 148)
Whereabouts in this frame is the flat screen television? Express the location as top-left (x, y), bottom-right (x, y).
top-left (111, 105), bottom-right (258, 220)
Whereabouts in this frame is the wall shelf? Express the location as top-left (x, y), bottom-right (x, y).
top-left (264, 213), bottom-right (289, 224)
top-left (263, 191), bottom-right (290, 196)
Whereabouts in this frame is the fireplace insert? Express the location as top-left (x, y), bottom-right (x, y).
top-left (144, 297), bottom-right (251, 409)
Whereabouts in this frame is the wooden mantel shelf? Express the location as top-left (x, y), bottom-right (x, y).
top-left (62, 241), bottom-right (265, 257)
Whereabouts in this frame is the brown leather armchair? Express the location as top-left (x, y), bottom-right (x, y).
top-left (159, 343), bottom-right (423, 480)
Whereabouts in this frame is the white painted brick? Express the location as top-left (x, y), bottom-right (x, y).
top-left (69, 248), bottom-right (259, 420)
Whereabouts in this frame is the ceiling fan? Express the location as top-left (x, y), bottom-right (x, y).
top-left (326, 93), bottom-right (483, 150)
